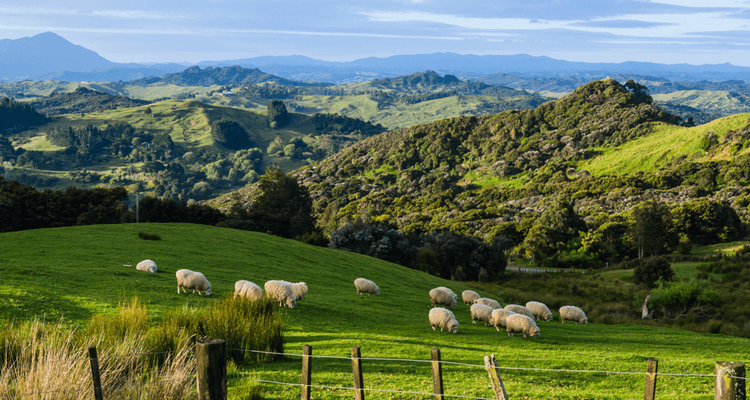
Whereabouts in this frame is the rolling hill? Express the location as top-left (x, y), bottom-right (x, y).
top-left (0, 222), bottom-right (747, 399)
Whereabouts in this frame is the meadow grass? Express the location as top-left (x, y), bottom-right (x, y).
top-left (1, 223), bottom-right (749, 399)
top-left (580, 113), bottom-right (750, 176)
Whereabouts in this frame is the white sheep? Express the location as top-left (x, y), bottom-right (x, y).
top-left (428, 307), bottom-right (459, 333)
top-left (234, 280), bottom-right (263, 301)
top-left (462, 290), bottom-right (480, 305)
top-left (476, 298), bottom-right (502, 309)
top-left (526, 301), bottom-right (553, 321)
top-left (280, 280), bottom-right (308, 301)
top-left (136, 259), bottom-right (157, 273)
top-left (470, 303), bottom-right (494, 326)
top-left (436, 286), bottom-right (458, 300)
top-left (489, 309), bottom-right (516, 331)
top-left (429, 288), bottom-right (457, 309)
top-left (506, 314), bottom-right (540, 338)
top-left (504, 304), bottom-right (535, 320)
top-left (264, 280), bottom-right (297, 309)
top-left (354, 278), bottom-right (380, 296)
top-left (560, 305), bottom-right (588, 324)
top-left (175, 269), bottom-right (211, 296)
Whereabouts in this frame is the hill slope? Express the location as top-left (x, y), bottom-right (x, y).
top-left (1, 223), bottom-right (747, 399)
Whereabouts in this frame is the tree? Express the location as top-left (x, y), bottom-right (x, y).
top-left (247, 165), bottom-right (315, 238)
top-left (624, 79), bottom-right (653, 105)
top-left (267, 100), bottom-right (288, 128)
top-left (523, 196), bottom-right (584, 264)
top-left (633, 258), bottom-right (675, 290)
top-left (627, 200), bottom-right (676, 259)
top-left (211, 119), bottom-right (252, 149)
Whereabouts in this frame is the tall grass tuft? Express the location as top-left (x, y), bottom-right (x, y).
top-left (202, 294), bottom-right (284, 363)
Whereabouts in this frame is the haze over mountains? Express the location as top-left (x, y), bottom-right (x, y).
top-left (5, 32), bottom-right (750, 85)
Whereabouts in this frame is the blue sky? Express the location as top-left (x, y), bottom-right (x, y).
top-left (2, 0), bottom-right (750, 65)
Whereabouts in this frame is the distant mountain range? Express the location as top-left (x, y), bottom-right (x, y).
top-left (5, 32), bottom-right (750, 86)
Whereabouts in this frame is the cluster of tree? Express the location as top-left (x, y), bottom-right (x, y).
top-left (28, 87), bottom-right (150, 117)
top-left (225, 166), bottom-right (316, 239)
top-left (236, 84), bottom-right (301, 99)
top-left (310, 113), bottom-right (386, 137)
top-left (328, 220), bottom-right (512, 281)
top-left (46, 122), bottom-right (174, 166)
top-left (211, 119), bottom-right (254, 149)
top-left (0, 176), bottom-right (224, 232)
top-left (0, 97), bottom-right (47, 134)
top-left (266, 136), bottom-right (310, 159)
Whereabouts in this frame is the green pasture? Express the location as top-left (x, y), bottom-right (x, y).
top-left (579, 113), bottom-right (750, 176)
top-left (0, 223), bottom-right (747, 399)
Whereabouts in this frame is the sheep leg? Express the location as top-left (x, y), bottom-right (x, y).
top-left (472, 319), bottom-right (476, 324)
top-left (432, 326), bottom-right (436, 330)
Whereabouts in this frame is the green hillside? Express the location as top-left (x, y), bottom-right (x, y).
top-left (0, 223), bottom-right (747, 399)
top-left (653, 90), bottom-right (750, 117)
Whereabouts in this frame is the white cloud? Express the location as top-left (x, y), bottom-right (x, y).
top-left (92, 10), bottom-right (169, 19)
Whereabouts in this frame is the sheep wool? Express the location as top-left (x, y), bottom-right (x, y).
top-left (470, 303), bottom-right (494, 326)
top-left (436, 286), bottom-right (458, 300)
top-left (489, 309), bottom-right (516, 331)
top-left (560, 305), bottom-right (588, 324)
top-left (264, 280), bottom-right (297, 309)
top-left (175, 269), bottom-right (212, 296)
top-left (234, 280), bottom-right (263, 301)
top-left (525, 301), bottom-right (553, 321)
top-left (354, 278), bottom-right (380, 296)
top-left (506, 314), bottom-right (540, 338)
top-left (428, 307), bottom-right (459, 333)
top-left (136, 259), bottom-right (157, 273)
top-left (504, 304), bottom-right (535, 320)
top-left (280, 280), bottom-right (308, 301)
top-left (476, 298), bottom-right (502, 309)
top-left (429, 288), bottom-right (457, 309)
top-left (462, 290), bottom-right (480, 305)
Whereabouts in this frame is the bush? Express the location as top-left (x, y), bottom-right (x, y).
top-left (138, 231), bottom-right (161, 240)
top-left (633, 257), bottom-right (675, 289)
top-left (649, 279), bottom-right (722, 321)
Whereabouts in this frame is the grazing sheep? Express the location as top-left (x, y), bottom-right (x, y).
top-left (234, 280), bottom-right (263, 301)
top-left (175, 269), bottom-right (211, 296)
top-left (470, 303), bottom-right (494, 326)
top-left (264, 280), bottom-right (297, 309)
top-left (428, 307), bottom-right (459, 333)
top-left (504, 304), bottom-right (535, 320)
top-left (436, 286), bottom-right (458, 300)
top-left (354, 278), bottom-right (380, 296)
top-left (462, 290), bottom-right (480, 305)
top-left (506, 314), bottom-right (540, 338)
top-left (280, 281), bottom-right (308, 301)
top-left (560, 305), bottom-right (588, 324)
top-left (476, 298), bottom-right (502, 309)
top-left (489, 309), bottom-right (516, 331)
top-left (526, 301), bottom-right (553, 321)
top-left (429, 288), bottom-right (457, 309)
top-left (136, 259), bottom-right (157, 273)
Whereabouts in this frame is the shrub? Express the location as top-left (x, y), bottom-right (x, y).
top-left (649, 279), bottom-right (722, 321)
top-left (138, 231), bottom-right (162, 240)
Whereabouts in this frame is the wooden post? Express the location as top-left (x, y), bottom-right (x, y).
top-left (352, 346), bottom-right (365, 400)
top-left (88, 346), bottom-right (103, 400)
top-left (431, 348), bottom-right (444, 400)
top-left (484, 354), bottom-right (508, 400)
top-left (715, 361), bottom-right (746, 400)
top-left (196, 338), bottom-right (227, 400)
top-left (644, 358), bottom-right (658, 400)
top-left (302, 345), bottom-right (312, 400)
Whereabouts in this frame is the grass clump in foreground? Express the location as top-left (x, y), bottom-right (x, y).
top-left (0, 295), bottom-right (282, 400)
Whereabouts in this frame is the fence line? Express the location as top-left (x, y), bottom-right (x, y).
top-left (237, 348), bottom-right (746, 380)
top-left (245, 377), bottom-right (496, 400)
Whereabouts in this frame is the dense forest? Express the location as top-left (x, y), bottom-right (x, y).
top-left (28, 87), bottom-right (151, 116)
top-left (0, 97), bottom-right (47, 134)
top-left (126, 65), bottom-right (328, 87)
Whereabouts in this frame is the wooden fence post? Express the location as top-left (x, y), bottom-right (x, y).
top-left (196, 338), bottom-right (227, 400)
top-left (431, 348), bottom-right (444, 400)
top-left (352, 347), bottom-right (365, 400)
top-left (302, 345), bottom-right (312, 400)
top-left (715, 361), bottom-right (746, 400)
top-left (484, 354), bottom-right (508, 400)
top-left (88, 346), bottom-right (103, 400)
top-left (644, 358), bottom-right (658, 400)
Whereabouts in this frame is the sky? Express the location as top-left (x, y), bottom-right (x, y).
top-left (1, 0), bottom-right (750, 66)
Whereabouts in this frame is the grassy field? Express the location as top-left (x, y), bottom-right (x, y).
top-left (652, 90), bottom-right (750, 116)
top-left (0, 223), bottom-right (747, 399)
top-left (579, 113), bottom-right (750, 176)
